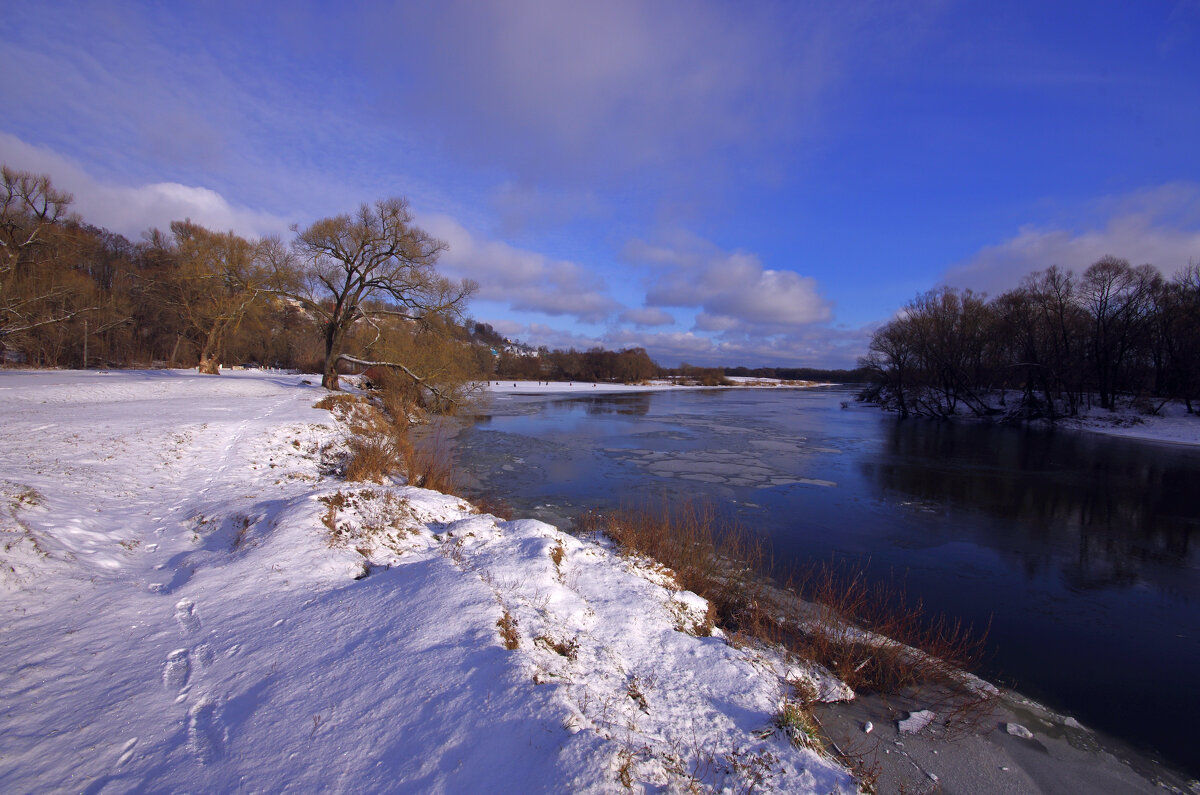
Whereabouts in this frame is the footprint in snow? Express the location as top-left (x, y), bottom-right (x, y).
top-left (187, 696), bottom-right (225, 764)
top-left (193, 643), bottom-right (214, 668)
top-left (116, 737), bottom-right (139, 767)
top-left (175, 598), bottom-right (201, 635)
top-left (163, 649), bottom-right (190, 691)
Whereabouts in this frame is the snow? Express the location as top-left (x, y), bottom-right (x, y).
top-left (1062, 401), bottom-right (1200, 447)
top-left (484, 378), bottom-right (827, 395)
top-left (1005, 723), bottom-right (1034, 740)
top-left (898, 710), bottom-right (936, 735)
top-left (0, 369), bottom-right (855, 793)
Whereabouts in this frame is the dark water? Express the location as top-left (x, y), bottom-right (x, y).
top-left (453, 386), bottom-right (1200, 777)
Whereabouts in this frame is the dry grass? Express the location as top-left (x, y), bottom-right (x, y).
top-left (497, 610), bottom-right (520, 650)
top-left (315, 392), bottom-right (460, 492)
top-left (230, 514), bottom-right (253, 551)
top-left (344, 434), bottom-right (404, 483)
top-left (399, 423), bottom-right (458, 494)
top-left (584, 500), bottom-right (993, 713)
top-left (787, 559), bottom-right (990, 703)
top-left (534, 634), bottom-right (580, 660)
top-left (318, 489), bottom-right (418, 550)
top-left (578, 502), bottom-right (775, 641)
top-left (319, 491), bottom-right (348, 536)
top-left (472, 493), bottom-right (515, 520)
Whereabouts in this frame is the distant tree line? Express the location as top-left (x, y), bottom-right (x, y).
top-left (724, 365), bottom-right (875, 383)
top-left (860, 257), bottom-right (1200, 419)
top-left (490, 344), bottom-right (660, 384)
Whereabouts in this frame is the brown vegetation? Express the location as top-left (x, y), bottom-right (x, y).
top-left (497, 611), bottom-right (520, 650)
top-left (314, 388), bottom-right (460, 493)
top-left (582, 501), bottom-right (993, 718)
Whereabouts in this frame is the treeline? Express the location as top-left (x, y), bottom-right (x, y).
top-left (491, 345), bottom-right (659, 384)
top-left (724, 365), bottom-right (874, 383)
top-left (860, 257), bottom-right (1200, 419)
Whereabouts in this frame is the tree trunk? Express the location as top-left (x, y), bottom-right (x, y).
top-left (198, 333), bottom-right (221, 375)
top-left (321, 323), bottom-right (343, 390)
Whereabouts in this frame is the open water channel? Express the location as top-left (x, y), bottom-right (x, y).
top-left (451, 385), bottom-right (1200, 777)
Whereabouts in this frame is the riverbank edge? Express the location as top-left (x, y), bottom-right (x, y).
top-left (465, 380), bottom-right (1200, 790)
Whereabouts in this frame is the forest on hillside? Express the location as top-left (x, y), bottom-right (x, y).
top-left (860, 258), bottom-right (1200, 419)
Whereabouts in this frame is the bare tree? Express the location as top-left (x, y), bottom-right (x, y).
top-left (286, 197), bottom-right (474, 392)
top-left (1080, 256), bottom-right (1159, 409)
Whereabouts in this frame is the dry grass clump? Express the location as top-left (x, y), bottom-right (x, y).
top-left (788, 561), bottom-right (991, 700)
top-left (535, 634), bottom-right (580, 660)
top-left (497, 610), bottom-right (520, 650)
top-left (472, 493), bottom-right (515, 520)
top-left (314, 392), bottom-right (459, 492)
top-left (578, 502), bottom-right (775, 640)
top-left (399, 424), bottom-right (458, 494)
top-left (344, 434), bottom-right (404, 483)
top-left (318, 489), bottom-right (418, 549)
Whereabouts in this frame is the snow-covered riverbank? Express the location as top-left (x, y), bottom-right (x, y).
top-left (483, 377), bottom-right (828, 395)
top-left (0, 370), bottom-right (853, 793)
top-left (2, 370), bottom-right (1190, 793)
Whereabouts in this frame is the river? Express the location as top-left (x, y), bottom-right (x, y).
top-left (451, 385), bottom-right (1200, 777)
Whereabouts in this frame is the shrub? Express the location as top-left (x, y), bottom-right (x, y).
top-left (344, 434), bottom-right (403, 483)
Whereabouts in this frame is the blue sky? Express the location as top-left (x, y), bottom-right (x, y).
top-left (3, 1), bottom-right (1199, 368)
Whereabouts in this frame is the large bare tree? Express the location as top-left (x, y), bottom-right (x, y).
top-left (287, 197), bottom-right (474, 391)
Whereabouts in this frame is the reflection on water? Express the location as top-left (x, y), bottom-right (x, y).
top-left (864, 420), bottom-right (1197, 582)
top-left (456, 387), bottom-right (1200, 776)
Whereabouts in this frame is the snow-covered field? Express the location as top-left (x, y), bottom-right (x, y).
top-left (0, 370), bottom-right (854, 793)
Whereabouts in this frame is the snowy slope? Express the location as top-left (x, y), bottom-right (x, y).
top-left (0, 370), bottom-right (854, 793)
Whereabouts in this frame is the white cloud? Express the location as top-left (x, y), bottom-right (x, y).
top-left (423, 214), bottom-right (621, 324)
top-left (0, 133), bottom-right (290, 239)
top-left (943, 183), bottom-right (1200, 293)
top-left (629, 232), bottom-right (833, 332)
top-left (602, 324), bottom-right (871, 369)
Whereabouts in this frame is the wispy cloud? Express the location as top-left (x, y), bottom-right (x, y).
top-left (352, 0), bottom-right (878, 189)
